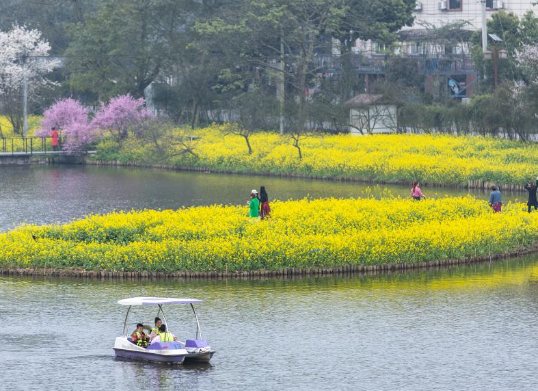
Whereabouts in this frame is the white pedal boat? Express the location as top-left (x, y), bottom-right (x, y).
top-left (113, 297), bottom-right (215, 364)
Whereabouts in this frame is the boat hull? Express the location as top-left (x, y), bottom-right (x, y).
top-left (184, 339), bottom-right (215, 364)
top-left (184, 350), bottom-right (215, 364)
top-left (114, 348), bottom-right (186, 364)
top-left (113, 337), bottom-right (187, 364)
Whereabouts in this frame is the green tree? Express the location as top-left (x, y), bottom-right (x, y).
top-left (329, 0), bottom-right (415, 107)
top-left (472, 11), bottom-right (538, 91)
top-left (65, 0), bottom-right (194, 100)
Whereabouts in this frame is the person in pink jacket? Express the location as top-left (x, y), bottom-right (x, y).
top-left (410, 181), bottom-right (426, 201)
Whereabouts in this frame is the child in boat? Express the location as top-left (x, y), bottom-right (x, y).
top-left (131, 323), bottom-right (149, 347)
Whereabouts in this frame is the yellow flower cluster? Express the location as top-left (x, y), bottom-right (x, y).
top-left (0, 197), bottom-right (536, 272)
top-left (99, 125), bottom-right (538, 186)
top-left (0, 116), bottom-right (51, 152)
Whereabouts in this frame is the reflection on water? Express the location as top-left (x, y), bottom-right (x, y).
top-left (2, 256), bottom-right (538, 390)
top-left (0, 165), bottom-right (527, 231)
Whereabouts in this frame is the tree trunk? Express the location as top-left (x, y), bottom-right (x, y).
top-left (191, 99), bottom-right (199, 130)
top-left (339, 38), bottom-right (355, 102)
top-left (293, 136), bottom-right (302, 159)
top-left (243, 134), bottom-right (253, 155)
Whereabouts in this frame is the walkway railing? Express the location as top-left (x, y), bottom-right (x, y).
top-left (0, 137), bottom-right (63, 156)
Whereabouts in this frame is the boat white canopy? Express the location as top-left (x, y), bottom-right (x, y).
top-left (118, 297), bottom-right (203, 306)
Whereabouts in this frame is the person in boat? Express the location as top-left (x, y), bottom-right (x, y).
top-left (145, 317), bottom-right (162, 342)
top-left (155, 324), bottom-right (177, 343)
top-left (131, 323), bottom-right (149, 348)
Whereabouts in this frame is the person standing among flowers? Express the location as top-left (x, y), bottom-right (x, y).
top-left (410, 181), bottom-right (426, 201)
top-left (259, 186), bottom-right (271, 219)
top-left (525, 179), bottom-right (538, 213)
top-left (489, 186), bottom-right (502, 213)
top-left (248, 189), bottom-right (260, 218)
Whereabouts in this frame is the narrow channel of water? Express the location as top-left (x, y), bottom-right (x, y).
top-left (0, 165), bottom-right (526, 231)
top-left (2, 256), bottom-right (538, 390)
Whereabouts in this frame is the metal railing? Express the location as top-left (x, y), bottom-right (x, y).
top-left (312, 52), bottom-right (477, 76)
top-left (0, 137), bottom-right (63, 156)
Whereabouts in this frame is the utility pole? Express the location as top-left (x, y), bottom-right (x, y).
top-left (22, 51), bottom-right (29, 136)
top-left (278, 26), bottom-right (285, 135)
top-left (481, 0), bottom-right (488, 53)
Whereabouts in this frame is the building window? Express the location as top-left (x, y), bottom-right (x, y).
top-left (449, 0), bottom-right (461, 10)
top-left (486, 0), bottom-right (493, 8)
top-left (373, 42), bottom-right (387, 54)
top-left (409, 42), bottom-right (423, 55)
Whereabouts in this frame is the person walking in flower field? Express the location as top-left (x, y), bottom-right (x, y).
top-left (259, 186), bottom-right (271, 219)
top-left (489, 186), bottom-right (502, 213)
top-left (410, 181), bottom-right (426, 201)
top-left (248, 189), bottom-right (260, 218)
top-left (524, 179), bottom-right (538, 213)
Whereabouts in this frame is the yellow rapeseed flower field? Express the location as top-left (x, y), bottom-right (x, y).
top-left (1, 196), bottom-right (536, 272)
top-left (99, 125), bottom-right (538, 187)
top-left (0, 116), bottom-right (50, 152)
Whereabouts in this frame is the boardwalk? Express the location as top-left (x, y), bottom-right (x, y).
top-left (0, 150), bottom-right (68, 157)
top-left (0, 137), bottom-right (96, 162)
top-left (0, 150), bottom-right (96, 158)
top-left (1, 137), bottom-right (95, 159)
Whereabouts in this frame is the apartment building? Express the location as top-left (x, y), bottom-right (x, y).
top-left (350, 1), bottom-right (536, 98)
top-left (412, 0), bottom-right (534, 29)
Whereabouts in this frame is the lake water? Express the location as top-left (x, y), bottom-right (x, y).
top-left (0, 165), bottom-right (526, 231)
top-left (1, 165), bottom-right (537, 390)
top-left (2, 257), bottom-right (538, 390)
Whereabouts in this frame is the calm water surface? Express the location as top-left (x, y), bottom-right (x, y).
top-left (1, 165), bottom-right (537, 390)
top-left (2, 257), bottom-right (538, 390)
top-left (0, 165), bottom-right (526, 231)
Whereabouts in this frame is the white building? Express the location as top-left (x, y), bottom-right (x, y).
top-left (345, 94), bottom-right (398, 135)
top-left (411, 0), bottom-right (535, 30)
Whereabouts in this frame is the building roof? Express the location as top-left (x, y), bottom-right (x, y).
top-left (344, 94), bottom-right (391, 108)
top-left (398, 28), bottom-right (474, 43)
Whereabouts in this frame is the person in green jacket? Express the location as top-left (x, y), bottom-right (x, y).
top-left (248, 190), bottom-right (260, 218)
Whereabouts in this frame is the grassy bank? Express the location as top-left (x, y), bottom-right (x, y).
top-left (1, 197), bottom-right (538, 273)
top-left (92, 126), bottom-right (538, 188)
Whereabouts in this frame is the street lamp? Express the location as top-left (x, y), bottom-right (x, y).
top-left (487, 34), bottom-right (504, 91)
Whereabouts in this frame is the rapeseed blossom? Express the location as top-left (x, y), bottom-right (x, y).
top-left (97, 125), bottom-right (538, 186)
top-left (0, 197), bottom-right (536, 272)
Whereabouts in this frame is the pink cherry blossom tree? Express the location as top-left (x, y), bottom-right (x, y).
top-left (91, 94), bottom-right (153, 142)
top-left (37, 98), bottom-right (89, 135)
top-left (37, 98), bottom-right (96, 155)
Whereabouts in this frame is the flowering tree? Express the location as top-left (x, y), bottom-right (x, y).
top-left (37, 98), bottom-right (96, 155)
top-left (38, 98), bottom-right (89, 133)
top-left (0, 25), bottom-right (60, 134)
top-left (91, 94), bottom-right (153, 141)
top-left (517, 45), bottom-right (538, 85)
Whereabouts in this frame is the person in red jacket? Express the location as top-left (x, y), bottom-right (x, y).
top-left (51, 127), bottom-right (59, 151)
